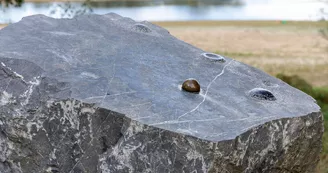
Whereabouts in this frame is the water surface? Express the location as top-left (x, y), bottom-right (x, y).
top-left (0, 0), bottom-right (327, 23)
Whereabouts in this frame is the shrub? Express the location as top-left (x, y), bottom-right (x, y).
top-left (277, 73), bottom-right (328, 154)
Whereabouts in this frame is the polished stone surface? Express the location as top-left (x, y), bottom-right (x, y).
top-left (0, 14), bottom-right (320, 141)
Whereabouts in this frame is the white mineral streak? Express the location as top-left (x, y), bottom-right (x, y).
top-left (125, 120), bottom-right (145, 135)
top-left (81, 107), bottom-right (95, 141)
top-left (21, 77), bottom-right (41, 106)
top-left (99, 121), bottom-right (145, 173)
top-left (0, 91), bottom-right (13, 106)
top-left (46, 167), bottom-right (53, 173)
top-left (177, 60), bottom-right (234, 121)
top-left (234, 133), bottom-right (252, 164)
top-left (113, 121), bottom-right (143, 169)
top-left (45, 31), bottom-right (75, 36)
top-left (1, 62), bottom-right (24, 79)
top-left (282, 119), bottom-right (291, 148)
top-left (5, 142), bottom-right (23, 172)
top-left (49, 148), bottom-right (57, 160)
top-left (99, 157), bottom-right (111, 173)
top-left (255, 126), bottom-right (275, 160)
top-left (46, 49), bottom-right (75, 65)
top-left (59, 100), bottom-right (82, 130)
top-left (81, 107), bottom-right (95, 114)
top-left (186, 139), bottom-right (208, 172)
top-left (80, 72), bottom-right (99, 79)
top-left (0, 136), bottom-right (9, 162)
top-left (13, 71), bottom-right (24, 79)
top-left (22, 122), bottom-right (35, 140)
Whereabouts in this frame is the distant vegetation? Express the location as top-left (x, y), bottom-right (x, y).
top-left (88, 0), bottom-right (243, 7)
top-left (0, 0), bottom-right (243, 18)
top-left (1, 0), bottom-right (243, 7)
top-left (276, 74), bottom-right (328, 121)
top-left (0, 0), bottom-right (23, 7)
top-left (49, 0), bottom-right (92, 18)
top-left (0, 0), bottom-right (92, 18)
top-left (276, 74), bottom-right (328, 127)
top-left (276, 74), bottom-right (328, 172)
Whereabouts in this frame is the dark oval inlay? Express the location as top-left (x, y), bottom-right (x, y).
top-left (202, 53), bottom-right (226, 62)
top-left (182, 79), bottom-right (200, 93)
top-left (249, 88), bottom-right (276, 101)
top-left (134, 24), bottom-right (152, 33)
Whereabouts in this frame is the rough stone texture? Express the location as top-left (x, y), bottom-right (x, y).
top-left (0, 13), bottom-right (323, 173)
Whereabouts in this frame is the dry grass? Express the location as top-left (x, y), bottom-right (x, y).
top-left (154, 20), bottom-right (327, 28)
top-left (317, 151), bottom-right (328, 173)
top-left (155, 21), bottom-right (328, 87)
top-left (0, 24), bottom-right (7, 29)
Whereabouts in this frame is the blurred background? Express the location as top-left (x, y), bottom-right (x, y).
top-left (0, 0), bottom-right (328, 172)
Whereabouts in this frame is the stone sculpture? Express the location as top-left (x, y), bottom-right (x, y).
top-left (0, 13), bottom-right (323, 173)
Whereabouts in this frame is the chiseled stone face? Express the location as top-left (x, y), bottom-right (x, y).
top-left (0, 13), bottom-right (323, 173)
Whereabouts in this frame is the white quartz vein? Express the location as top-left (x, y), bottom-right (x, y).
top-left (83, 91), bottom-right (138, 101)
top-left (3, 79), bottom-right (12, 92)
top-left (150, 117), bottom-right (224, 126)
top-left (1, 61), bottom-right (25, 80)
top-left (150, 115), bottom-right (272, 126)
top-left (69, 111), bottom-right (112, 173)
top-left (99, 63), bottom-right (116, 107)
top-left (126, 102), bottom-right (152, 108)
top-left (177, 60), bottom-right (234, 121)
top-left (53, 64), bottom-right (115, 77)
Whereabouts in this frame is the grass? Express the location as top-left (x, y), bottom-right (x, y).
top-left (156, 21), bottom-right (328, 87)
top-left (0, 24), bottom-right (7, 28)
top-left (154, 20), bottom-right (327, 28)
top-left (276, 74), bottom-right (328, 173)
top-left (214, 51), bottom-right (257, 58)
top-left (317, 107), bottom-right (328, 173)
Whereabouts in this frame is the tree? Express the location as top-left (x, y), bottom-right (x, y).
top-left (49, 0), bottom-right (92, 18)
top-left (0, 0), bottom-right (24, 7)
top-left (1, 0), bottom-right (92, 18)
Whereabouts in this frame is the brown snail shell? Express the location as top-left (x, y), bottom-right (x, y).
top-left (182, 79), bottom-right (200, 93)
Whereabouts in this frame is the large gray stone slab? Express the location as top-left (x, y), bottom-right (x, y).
top-left (0, 13), bottom-right (323, 173)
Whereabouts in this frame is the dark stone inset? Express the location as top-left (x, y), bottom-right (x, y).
top-left (182, 79), bottom-right (200, 93)
top-left (202, 53), bottom-right (226, 62)
top-left (249, 88), bottom-right (276, 101)
top-left (134, 24), bottom-right (152, 33)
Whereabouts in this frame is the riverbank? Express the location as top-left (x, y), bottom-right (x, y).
top-left (1, 20), bottom-right (327, 86)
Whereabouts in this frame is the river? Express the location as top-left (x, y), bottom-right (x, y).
top-left (0, 0), bottom-right (327, 23)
